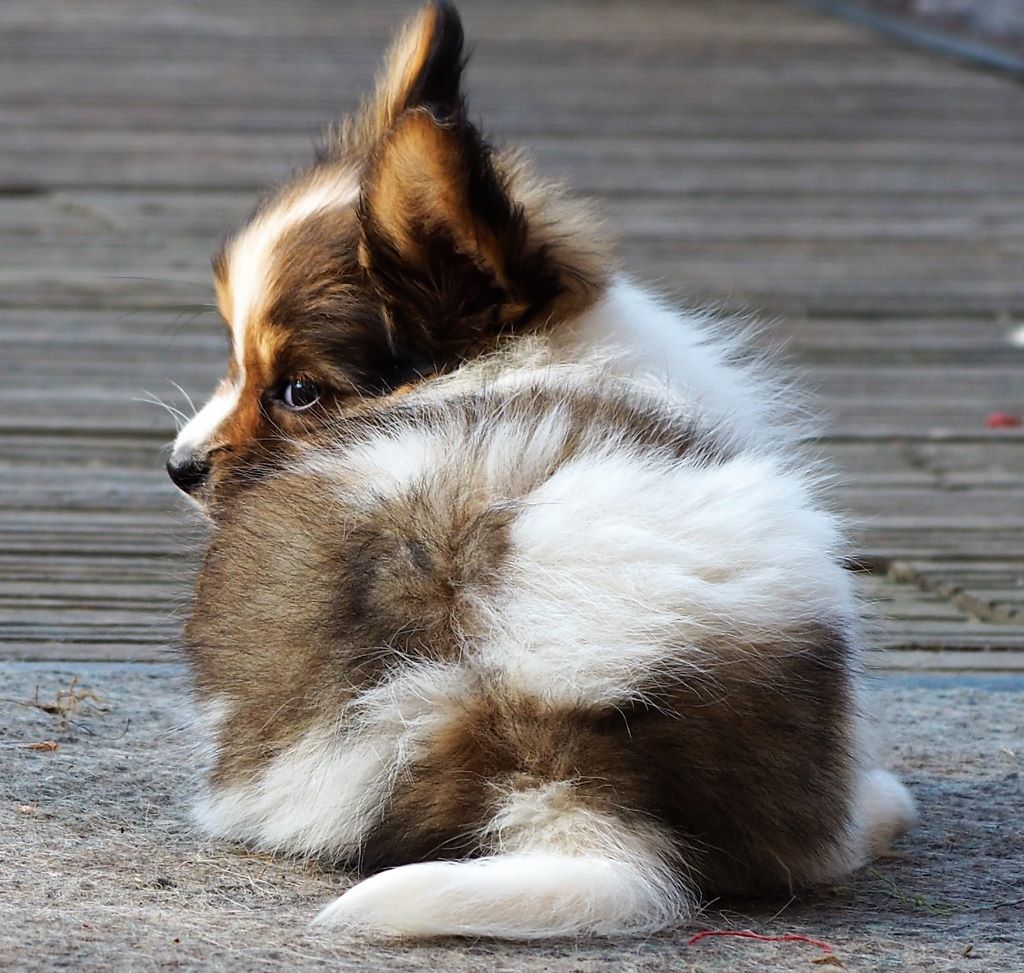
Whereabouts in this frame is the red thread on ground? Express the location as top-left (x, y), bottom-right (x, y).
top-left (687, 929), bottom-right (834, 953)
top-left (985, 412), bottom-right (1022, 429)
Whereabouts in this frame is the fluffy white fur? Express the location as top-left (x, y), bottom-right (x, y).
top-left (313, 853), bottom-right (684, 939)
top-left (483, 448), bottom-right (854, 704)
top-left (315, 782), bottom-right (689, 938)
top-left (195, 728), bottom-right (395, 857)
top-left (196, 662), bottom-right (467, 858)
top-left (170, 381), bottom-right (240, 464)
top-left (551, 278), bottom-right (792, 448)
top-left (858, 769), bottom-right (918, 857)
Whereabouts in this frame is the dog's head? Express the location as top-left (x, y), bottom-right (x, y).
top-left (168, 1), bottom-right (609, 506)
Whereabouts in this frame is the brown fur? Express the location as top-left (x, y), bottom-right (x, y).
top-left (361, 631), bottom-right (854, 893)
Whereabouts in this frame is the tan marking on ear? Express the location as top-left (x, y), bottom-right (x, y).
top-left (369, 4), bottom-right (441, 136)
top-left (332, 2), bottom-right (465, 160)
top-left (368, 111), bottom-right (511, 287)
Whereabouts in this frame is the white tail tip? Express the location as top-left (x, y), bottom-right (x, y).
top-left (861, 768), bottom-right (917, 856)
top-left (313, 853), bottom-right (687, 939)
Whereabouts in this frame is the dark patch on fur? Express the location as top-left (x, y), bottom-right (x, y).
top-left (187, 432), bottom-right (516, 783)
top-left (627, 628), bottom-right (855, 895)
top-left (358, 632), bottom-right (855, 890)
top-left (327, 489), bottom-right (513, 672)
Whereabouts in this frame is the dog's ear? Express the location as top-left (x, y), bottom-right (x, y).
top-left (358, 106), bottom-right (563, 357)
top-left (354, 1), bottom-right (609, 366)
top-left (366, 1), bottom-right (466, 140)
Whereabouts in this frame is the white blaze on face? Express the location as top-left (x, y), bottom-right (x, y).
top-left (171, 167), bottom-right (360, 463)
top-left (171, 382), bottom-right (241, 462)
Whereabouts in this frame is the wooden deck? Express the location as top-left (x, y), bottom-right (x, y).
top-left (2, 0), bottom-right (1022, 670)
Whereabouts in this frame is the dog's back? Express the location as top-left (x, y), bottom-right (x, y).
top-left (185, 355), bottom-right (914, 937)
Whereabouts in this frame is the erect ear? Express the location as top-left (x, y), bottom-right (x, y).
top-left (366, 1), bottom-right (467, 141)
top-left (357, 107), bottom-right (568, 362)
top-left (351, 1), bottom-right (609, 366)
top-left (357, 108), bottom-right (565, 358)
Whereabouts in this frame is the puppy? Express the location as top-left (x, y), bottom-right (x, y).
top-left (176, 1), bottom-right (915, 940)
top-left (185, 346), bottom-right (915, 938)
top-left (168, 1), bottom-right (783, 507)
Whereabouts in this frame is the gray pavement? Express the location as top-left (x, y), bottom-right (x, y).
top-left (2, 663), bottom-right (1021, 972)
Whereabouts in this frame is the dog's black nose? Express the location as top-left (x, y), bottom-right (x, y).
top-left (167, 455), bottom-right (211, 495)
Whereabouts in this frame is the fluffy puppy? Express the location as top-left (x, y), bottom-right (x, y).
top-left (185, 346), bottom-right (915, 939)
top-left (168, 1), bottom-right (784, 507)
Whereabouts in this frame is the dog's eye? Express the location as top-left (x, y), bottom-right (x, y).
top-left (280, 379), bottom-right (321, 411)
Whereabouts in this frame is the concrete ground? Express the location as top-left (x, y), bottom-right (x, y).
top-left (2, 663), bottom-right (1021, 972)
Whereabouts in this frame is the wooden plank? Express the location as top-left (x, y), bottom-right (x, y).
top-left (867, 649), bottom-right (1024, 671)
top-left (0, 640), bottom-right (179, 663)
top-left (12, 191), bottom-right (1024, 248)
top-left (2, 0), bottom-right (1023, 666)
top-left (823, 440), bottom-right (1024, 486)
top-left (0, 0), bottom-right (858, 45)
top-left (7, 307), bottom-right (1023, 360)
top-left (7, 134), bottom-right (1024, 192)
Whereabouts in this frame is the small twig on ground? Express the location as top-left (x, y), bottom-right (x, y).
top-left (766, 895), bottom-right (798, 922)
top-left (688, 929), bottom-right (835, 954)
top-left (0, 676), bottom-right (110, 729)
top-left (986, 897), bottom-right (1024, 911)
top-left (870, 868), bottom-right (953, 916)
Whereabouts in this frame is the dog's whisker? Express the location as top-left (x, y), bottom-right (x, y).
top-left (135, 391), bottom-right (189, 431)
top-left (169, 381), bottom-right (198, 418)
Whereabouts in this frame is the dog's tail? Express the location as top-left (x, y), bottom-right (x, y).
top-left (313, 853), bottom-right (686, 940)
top-left (313, 788), bottom-right (690, 939)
